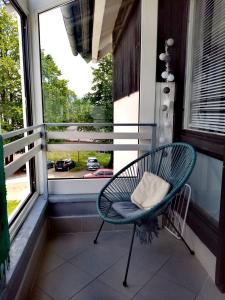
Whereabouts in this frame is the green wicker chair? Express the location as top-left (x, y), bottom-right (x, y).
top-left (94, 142), bottom-right (196, 287)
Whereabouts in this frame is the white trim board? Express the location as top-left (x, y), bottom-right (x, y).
top-left (48, 179), bottom-right (109, 195)
top-left (139, 0), bottom-right (158, 124)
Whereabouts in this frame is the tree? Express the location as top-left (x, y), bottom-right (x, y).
top-left (0, 6), bottom-right (23, 133)
top-left (81, 54), bottom-right (113, 167)
top-left (41, 51), bottom-right (78, 123)
top-left (83, 54), bottom-right (113, 127)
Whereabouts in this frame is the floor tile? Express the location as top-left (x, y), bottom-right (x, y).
top-left (70, 242), bottom-right (125, 277)
top-left (30, 287), bottom-right (53, 300)
top-left (158, 256), bottom-right (208, 294)
top-left (96, 230), bottom-right (132, 250)
top-left (71, 279), bottom-right (129, 300)
top-left (98, 248), bottom-right (170, 298)
top-left (38, 249), bottom-right (65, 276)
top-left (46, 234), bottom-right (92, 260)
top-left (133, 274), bottom-right (195, 300)
top-left (37, 262), bottom-right (93, 300)
top-left (196, 276), bottom-right (225, 300)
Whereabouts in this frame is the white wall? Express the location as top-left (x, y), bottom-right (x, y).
top-left (28, 0), bottom-right (69, 13)
top-left (184, 224), bottom-right (216, 281)
top-left (48, 179), bottom-right (109, 194)
top-left (113, 92), bottom-right (139, 173)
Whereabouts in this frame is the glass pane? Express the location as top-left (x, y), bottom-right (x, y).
top-left (47, 151), bottom-right (113, 179)
top-left (184, 0), bottom-right (225, 134)
top-left (0, 1), bottom-right (32, 218)
top-left (188, 152), bottom-right (222, 221)
top-left (39, 3), bottom-right (114, 179)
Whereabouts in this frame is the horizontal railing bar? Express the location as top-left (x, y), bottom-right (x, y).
top-left (47, 131), bottom-right (152, 140)
top-left (48, 144), bottom-right (151, 152)
top-left (4, 132), bottom-right (41, 158)
top-left (2, 124), bottom-right (43, 140)
top-left (45, 122), bottom-right (156, 127)
top-left (5, 144), bottom-right (41, 178)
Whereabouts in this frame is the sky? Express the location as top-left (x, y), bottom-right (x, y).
top-left (39, 7), bottom-right (95, 98)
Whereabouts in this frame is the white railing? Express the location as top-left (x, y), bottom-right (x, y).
top-left (1, 122), bottom-right (156, 181)
top-left (2, 124), bottom-right (43, 179)
top-left (46, 123), bottom-right (156, 152)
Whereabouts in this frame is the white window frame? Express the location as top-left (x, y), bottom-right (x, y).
top-left (183, 0), bottom-right (196, 130)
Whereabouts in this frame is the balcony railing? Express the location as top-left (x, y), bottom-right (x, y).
top-left (1, 122), bottom-right (156, 237)
top-left (2, 122), bottom-right (157, 178)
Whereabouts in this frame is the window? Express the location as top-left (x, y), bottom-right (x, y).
top-left (184, 0), bottom-right (225, 135)
top-left (0, 0), bottom-right (35, 223)
top-left (39, 3), bottom-right (114, 180)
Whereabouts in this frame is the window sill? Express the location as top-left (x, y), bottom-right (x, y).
top-left (179, 129), bottom-right (225, 160)
top-left (2, 195), bottom-right (47, 299)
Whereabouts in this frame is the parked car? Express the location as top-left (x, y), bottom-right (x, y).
top-left (55, 159), bottom-right (75, 171)
top-left (83, 169), bottom-right (113, 179)
top-left (47, 160), bottom-right (54, 169)
top-left (86, 157), bottom-right (100, 170)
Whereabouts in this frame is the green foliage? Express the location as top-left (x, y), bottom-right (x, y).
top-left (0, 4), bottom-right (113, 135)
top-left (7, 200), bottom-right (19, 216)
top-left (41, 50), bottom-right (78, 123)
top-left (83, 54), bottom-right (113, 128)
top-left (0, 6), bottom-right (23, 133)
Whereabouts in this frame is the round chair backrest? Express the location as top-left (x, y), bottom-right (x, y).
top-left (98, 143), bottom-right (196, 224)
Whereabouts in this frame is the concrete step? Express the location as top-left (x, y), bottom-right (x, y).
top-left (48, 194), bottom-right (98, 217)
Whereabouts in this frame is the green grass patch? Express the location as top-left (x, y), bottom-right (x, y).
top-left (47, 151), bottom-right (111, 172)
top-left (7, 200), bottom-right (19, 216)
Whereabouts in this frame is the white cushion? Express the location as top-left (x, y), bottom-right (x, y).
top-left (131, 172), bottom-right (170, 210)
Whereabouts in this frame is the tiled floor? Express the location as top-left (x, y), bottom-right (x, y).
top-left (30, 229), bottom-right (225, 300)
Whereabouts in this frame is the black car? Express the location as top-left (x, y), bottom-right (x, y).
top-left (47, 160), bottom-right (54, 169)
top-left (55, 159), bottom-right (75, 171)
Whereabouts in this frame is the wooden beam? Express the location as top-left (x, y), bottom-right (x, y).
top-left (92, 0), bottom-right (106, 61)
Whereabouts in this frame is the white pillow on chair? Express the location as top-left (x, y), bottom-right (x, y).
top-left (131, 172), bottom-right (170, 210)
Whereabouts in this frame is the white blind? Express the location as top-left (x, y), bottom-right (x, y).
top-left (188, 0), bottom-right (225, 134)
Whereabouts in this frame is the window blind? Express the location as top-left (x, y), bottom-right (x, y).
top-left (188, 0), bottom-right (225, 134)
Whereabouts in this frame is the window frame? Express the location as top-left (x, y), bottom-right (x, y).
top-left (181, 0), bottom-right (225, 160)
top-left (5, 0), bottom-right (36, 229)
top-left (171, 0), bottom-right (225, 291)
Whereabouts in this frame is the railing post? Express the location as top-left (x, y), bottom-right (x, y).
top-left (151, 125), bottom-right (157, 150)
top-left (41, 124), bottom-right (48, 200)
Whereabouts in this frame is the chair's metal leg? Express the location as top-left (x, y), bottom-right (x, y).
top-left (93, 220), bottom-right (105, 244)
top-left (163, 213), bottom-right (195, 255)
top-left (123, 223), bottom-right (136, 287)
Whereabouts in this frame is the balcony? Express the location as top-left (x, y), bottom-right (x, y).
top-left (1, 123), bottom-right (221, 300)
top-left (1, 0), bottom-right (225, 298)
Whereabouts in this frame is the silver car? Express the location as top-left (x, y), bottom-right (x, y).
top-left (86, 157), bottom-right (100, 170)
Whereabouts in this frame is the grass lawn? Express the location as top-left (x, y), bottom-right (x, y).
top-left (47, 151), bottom-right (111, 171)
top-left (7, 200), bottom-right (19, 216)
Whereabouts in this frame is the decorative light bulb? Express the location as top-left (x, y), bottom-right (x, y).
top-left (164, 120), bottom-right (170, 128)
top-left (159, 136), bottom-right (166, 144)
top-left (163, 98), bottom-right (170, 108)
top-left (161, 71), bottom-right (168, 79)
top-left (163, 86), bottom-right (170, 94)
top-left (166, 38), bottom-right (174, 46)
top-left (167, 74), bottom-right (175, 82)
top-left (159, 53), bottom-right (166, 61)
top-left (161, 104), bottom-right (168, 111)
